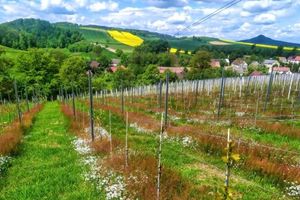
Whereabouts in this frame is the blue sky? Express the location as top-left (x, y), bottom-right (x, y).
top-left (0, 0), bottom-right (300, 42)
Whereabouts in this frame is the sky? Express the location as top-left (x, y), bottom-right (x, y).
top-left (0, 0), bottom-right (300, 42)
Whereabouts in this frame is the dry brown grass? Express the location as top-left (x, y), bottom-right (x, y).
top-left (101, 152), bottom-right (209, 200)
top-left (0, 104), bottom-right (43, 156)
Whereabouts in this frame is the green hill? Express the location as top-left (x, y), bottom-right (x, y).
top-left (1, 18), bottom-right (300, 55)
top-left (0, 18), bottom-right (83, 50)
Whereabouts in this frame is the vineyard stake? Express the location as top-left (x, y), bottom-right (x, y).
top-left (217, 67), bottom-right (225, 119)
top-left (125, 112), bottom-right (129, 168)
top-left (109, 110), bottom-right (113, 158)
top-left (194, 80), bottom-right (199, 107)
top-left (157, 113), bottom-right (164, 200)
top-left (164, 73), bottom-right (169, 129)
top-left (224, 129), bottom-right (231, 197)
top-left (72, 84), bottom-right (76, 119)
top-left (25, 84), bottom-right (29, 112)
top-left (88, 70), bottom-right (95, 141)
top-left (121, 82), bottom-right (124, 114)
top-left (14, 80), bottom-right (22, 124)
top-left (159, 79), bottom-right (162, 109)
top-left (288, 73), bottom-right (294, 100)
top-left (264, 68), bottom-right (274, 112)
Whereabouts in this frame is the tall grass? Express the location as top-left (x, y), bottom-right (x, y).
top-left (0, 104), bottom-right (43, 156)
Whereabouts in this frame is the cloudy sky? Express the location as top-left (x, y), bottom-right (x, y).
top-left (0, 0), bottom-right (300, 42)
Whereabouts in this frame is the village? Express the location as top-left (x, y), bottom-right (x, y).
top-left (107, 55), bottom-right (300, 79)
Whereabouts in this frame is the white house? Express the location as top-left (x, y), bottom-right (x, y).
top-left (288, 56), bottom-right (300, 65)
top-left (231, 58), bottom-right (248, 74)
top-left (263, 59), bottom-right (280, 73)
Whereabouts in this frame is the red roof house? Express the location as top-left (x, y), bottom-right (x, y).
top-left (210, 59), bottom-right (221, 68)
top-left (273, 67), bottom-right (291, 74)
top-left (108, 65), bottom-right (126, 73)
top-left (158, 67), bottom-right (186, 79)
top-left (250, 71), bottom-right (263, 76)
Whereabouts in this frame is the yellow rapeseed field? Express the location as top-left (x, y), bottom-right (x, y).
top-left (170, 48), bottom-right (192, 55)
top-left (107, 30), bottom-right (143, 47)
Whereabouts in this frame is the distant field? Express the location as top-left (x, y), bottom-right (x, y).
top-left (220, 39), bottom-right (300, 51)
top-left (210, 41), bottom-right (231, 46)
top-left (79, 27), bottom-right (134, 53)
top-left (107, 30), bottom-right (144, 47)
top-left (167, 37), bottom-right (216, 51)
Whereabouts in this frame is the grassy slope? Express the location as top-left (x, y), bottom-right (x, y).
top-left (0, 102), bottom-right (101, 200)
top-left (0, 45), bottom-right (27, 59)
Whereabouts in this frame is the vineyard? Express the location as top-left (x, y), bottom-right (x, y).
top-left (1, 73), bottom-right (300, 199)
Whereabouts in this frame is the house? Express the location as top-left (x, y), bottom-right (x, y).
top-left (278, 57), bottom-right (287, 63)
top-left (108, 65), bottom-right (126, 73)
top-left (272, 67), bottom-right (292, 75)
top-left (111, 59), bottom-right (121, 67)
top-left (249, 61), bottom-right (260, 68)
top-left (288, 56), bottom-right (300, 64)
top-left (158, 67), bottom-right (186, 79)
top-left (210, 59), bottom-right (221, 68)
top-left (231, 58), bottom-right (248, 74)
top-left (250, 71), bottom-right (263, 76)
top-left (90, 61), bottom-right (100, 69)
top-left (263, 59), bottom-right (280, 73)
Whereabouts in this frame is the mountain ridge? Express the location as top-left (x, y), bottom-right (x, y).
top-left (240, 35), bottom-right (300, 48)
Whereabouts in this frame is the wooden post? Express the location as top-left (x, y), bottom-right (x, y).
top-left (194, 80), bottom-right (199, 107)
top-left (159, 79), bottom-right (162, 109)
top-left (217, 67), bottom-right (225, 119)
top-left (14, 80), bottom-right (22, 124)
top-left (288, 73), bottom-right (294, 100)
top-left (157, 113), bottom-right (164, 200)
top-left (263, 68), bottom-right (274, 112)
top-left (164, 73), bottom-right (169, 129)
top-left (254, 92), bottom-right (260, 126)
top-left (72, 84), bottom-right (76, 119)
top-left (224, 129), bottom-right (231, 197)
top-left (88, 70), bottom-right (95, 141)
top-left (25, 84), bottom-right (29, 112)
top-left (121, 82), bottom-right (124, 114)
top-left (125, 112), bottom-right (129, 168)
top-left (109, 110), bottom-right (113, 157)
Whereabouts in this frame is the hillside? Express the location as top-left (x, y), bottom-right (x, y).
top-left (1, 18), bottom-right (300, 55)
top-left (241, 35), bottom-right (300, 48)
top-left (0, 19), bottom-right (83, 49)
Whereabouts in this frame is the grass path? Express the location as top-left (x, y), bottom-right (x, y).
top-left (0, 102), bottom-right (100, 200)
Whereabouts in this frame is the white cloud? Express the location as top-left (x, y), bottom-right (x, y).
top-left (254, 13), bottom-right (276, 25)
top-left (88, 1), bottom-right (119, 12)
top-left (167, 12), bottom-right (191, 24)
top-left (146, 0), bottom-right (188, 8)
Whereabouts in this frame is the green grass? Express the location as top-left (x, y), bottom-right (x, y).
top-left (0, 102), bottom-right (102, 200)
top-left (0, 45), bottom-right (27, 59)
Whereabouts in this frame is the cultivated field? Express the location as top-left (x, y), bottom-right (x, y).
top-left (107, 30), bottom-right (144, 47)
